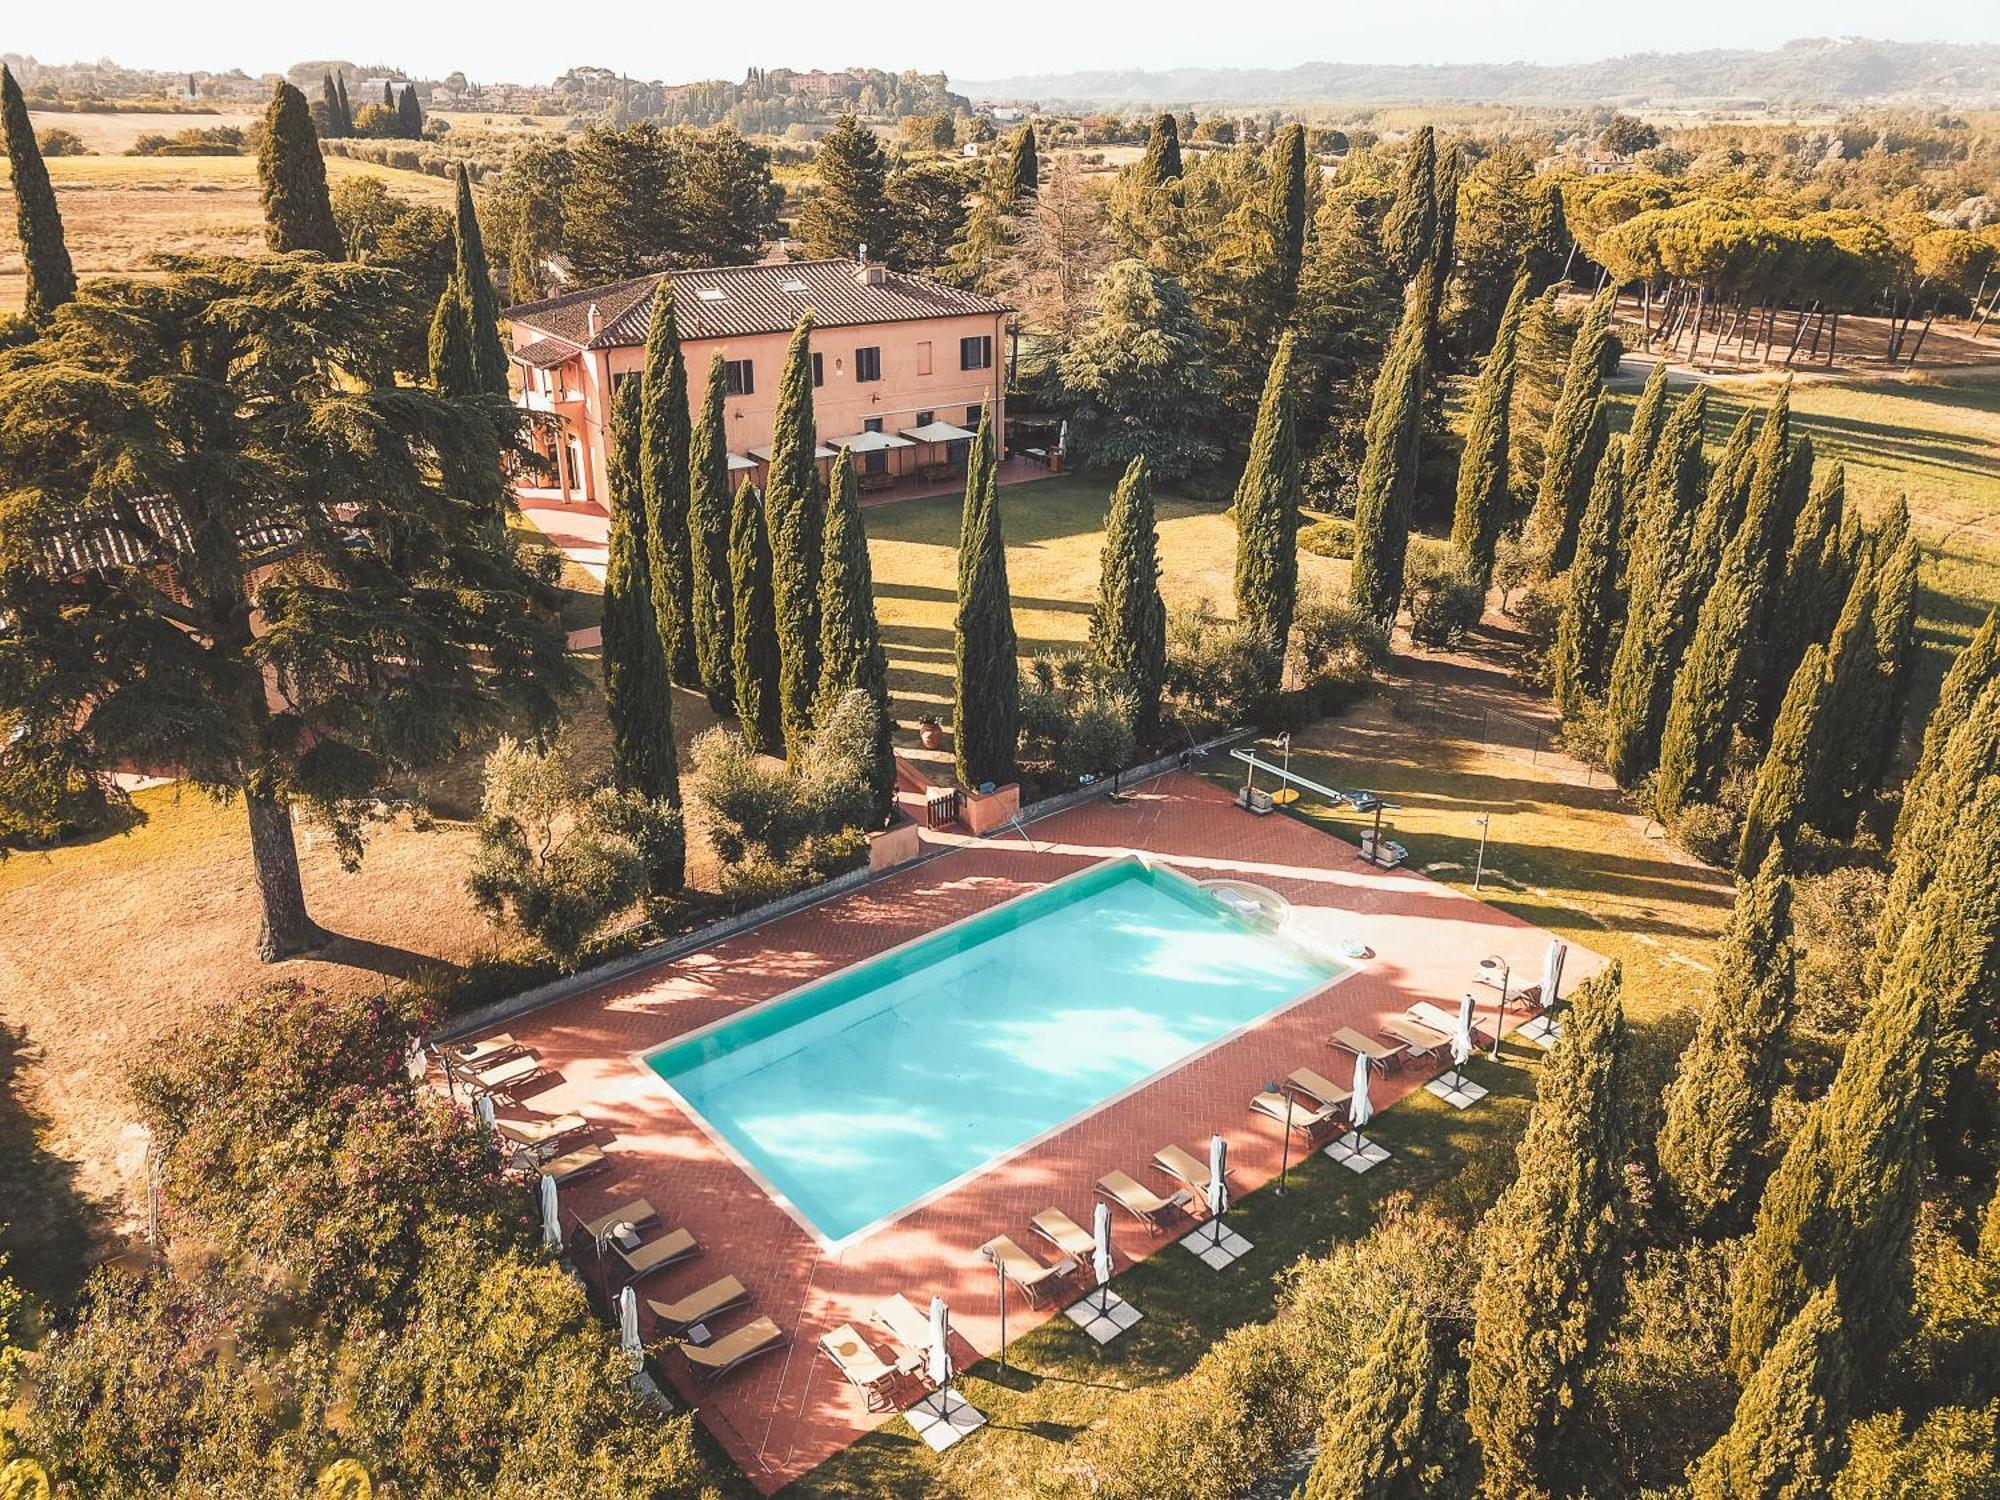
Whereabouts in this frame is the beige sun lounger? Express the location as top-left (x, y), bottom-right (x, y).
top-left (462, 1053), bottom-right (548, 1096)
top-left (680, 1315), bottom-right (785, 1386)
top-left (1411, 1001), bottom-right (1489, 1044)
top-left (819, 1323), bottom-right (902, 1409)
top-left (1031, 1207), bottom-right (1096, 1262)
top-left (1152, 1143), bottom-right (1227, 1216)
top-left (612, 1226), bottom-right (698, 1284)
top-left (1381, 1015), bottom-right (1452, 1058)
top-left (1330, 1027), bottom-right (1406, 1066)
top-left (1288, 1066), bottom-right (1353, 1110)
top-left (981, 1234), bottom-right (1077, 1308)
top-left (1096, 1170), bottom-right (1192, 1234)
top-left (1250, 1089), bottom-right (1341, 1137)
top-left (538, 1145), bottom-right (607, 1186)
top-left (872, 1292), bottom-right (935, 1375)
top-left (579, 1198), bottom-right (658, 1245)
top-left (444, 1032), bottom-right (523, 1074)
top-left (648, 1276), bottom-right (750, 1337)
top-left (495, 1111), bottom-right (592, 1158)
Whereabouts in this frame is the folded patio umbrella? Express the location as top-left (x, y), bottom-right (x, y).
top-left (474, 1093), bottom-right (496, 1128)
top-left (1350, 1052), bottom-right (1375, 1132)
top-left (619, 1286), bottom-right (643, 1368)
top-left (1208, 1133), bottom-right (1230, 1220)
top-left (539, 1173), bottom-right (561, 1250)
top-left (928, 1295), bottom-right (953, 1392)
top-left (1452, 992), bottom-right (1476, 1073)
top-left (1092, 1200), bottom-right (1114, 1310)
top-left (1541, 938), bottom-right (1569, 1006)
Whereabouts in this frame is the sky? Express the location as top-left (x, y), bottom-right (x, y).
top-left (10, 0), bottom-right (2000, 85)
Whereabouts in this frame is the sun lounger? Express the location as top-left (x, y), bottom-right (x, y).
top-left (819, 1323), bottom-right (902, 1409)
top-left (1330, 1027), bottom-right (1406, 1066)
top-left (538, 1145), bottom-right (607, 1186)
top-left (1288, 1066), bottom-right (1353, 1110)
top-left (1249, 1089), bottom-right (1341, 1138)
top-left (494, 1111), bottom-right (592, 1159)
top-left (1381, 1016), bottom-right (1452, 1059)
top-left (1152, 1143), bottom-right (1227, 1216)
top-left (444, 1032), bottom-right (523, 1074)
top-left (1096, 1170), bottom-right (1192, 1234)
top-left (612, 1226), bottom-right (699, 1284)
top-left (578, 1198), bottom-right (658, 1246)
top-left (1031, 1207), bottom-right (1096, 1262)
top-left (873, 1293), bottom-right (936, 1375)
top-left (648, 1276), bottom-right (750, 1338)
top-left (462, 1053), bottom-right (548, 1096)
top-left (679, 1316), bottom-right (785, 1387)
top-left (980, 1234), bottom-right (1077, 1308)
top-left (1410, 1001), bottom-right (1489, 1044)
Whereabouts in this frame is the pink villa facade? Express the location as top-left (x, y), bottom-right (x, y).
top-left (503, 256), bottom-right (1012, 506)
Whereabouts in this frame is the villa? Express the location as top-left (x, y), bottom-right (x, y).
top-left (503, 254), bottom-right (1013, 506)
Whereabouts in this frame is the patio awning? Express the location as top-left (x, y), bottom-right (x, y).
top-left (900, 421), bottom-right (977, 444)
top-left (747, 443), bottom-right (838, 461)
top-left (726, 452), bottom-right (757, 472)
top-left (834, 430), bottom-right (917, 454)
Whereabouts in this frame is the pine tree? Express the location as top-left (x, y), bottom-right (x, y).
top-left (818, 449), bottom-right (895, 824)
top-left (1551, 436), bottom-right (1625, 721)
top-left (729, 479), bottom-right (783, 755)
top-left (1004, 123), bottom-right (1039, 199)
top-left (1382, 126), bottom-right (1437, 281)
top-left (1267, 122), bottom-right (1310, 322)
top-left (1138, 111), bottom-right (1183, 186)
top-left (1525, 175), bottom-right (1568, 289)
top-left (396, 83), bottom-right (423, 140)
top-left (600, 379), bottom-right (680, 817)
top-left (1093, 456), bottom-right (1167, 746)
top-left (426, 280), bottom-right (477, 396)
top-left (1655, 391), bottom-right (1792, 820)
top-left (1450, 272), bottom-right (1530, 587)
top-left (1301, 1301), bottom-right (1476, 1500)
top-left (1523, 286), bottom-right (1616, 575)
top-left (1692, 1289), bottom-right (1851, 1500)
top-left (688, 354), bottom-right (736, 712)
top-left (256, 81), bottom-right (342, 258)
top-left (1603, 385), bottom-right (1708, 785)
top-left (1349, 269), bottom-right (1436, 624)
top-left (451, 164), bottom-right (509, 397)
top-left (765, 315), bottom-right (824, 762)
top-left (3, 65), bottom-right (78, 322)
top-left (639, 284), bottom-right (697, 687)
top-left (796, 115), bottom-right (895, 260)
top-left (1618, 359), bottom-right (1672, 542)
top-left (1656, 854), bottom-right (1799, 1235)
top-left (1467, 963), bottom-right (1632, 1497)
top-left (1232, 332), bottom-right (1301, 686)
top-left (954, 413), bottom-right (1019, 789)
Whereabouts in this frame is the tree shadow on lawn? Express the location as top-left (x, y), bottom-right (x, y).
top-left (0, 1019), bottom-right (100, 1309)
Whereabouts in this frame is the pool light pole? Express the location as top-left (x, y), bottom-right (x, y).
top-left (980, 1242), bottom-right (1007, 1373)
top-left (1472, 812), bottom-right (1491, 890)
top-left (1479, 956), bottom-right (1510, 1061)
top-left (1265, 1080), bottom-right (1292, 1195)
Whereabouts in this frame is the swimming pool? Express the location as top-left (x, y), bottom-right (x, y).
top-left (645, 857), bottom-right (1348, 1247)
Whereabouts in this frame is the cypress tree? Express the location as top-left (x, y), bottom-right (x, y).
top-left (765, 315), bottom-right (824, 762)
top-left (1655, 391), bottom-right (1792, 821)
top-left (1524, 286), bottom-right (1616, 575)
top-left (1656, 854), bottom-right (1799, 1236)
top-left (1692, 1289), bottom-right (1851, 1500)
top-left (1005, 123), bottom-right (1039, 199)
top-left (1603, 386), bottom-right (1708, 785)
top-left (1890, 607), bottom-right (1998, 868)
top-left (954, 413), bottom-right (1019, 789)
top-left (1301, 1301), bottom-right (1475, 1500)
top-left (1691, 411), bottom-right (1759, 590)
top-left (1349, 269), bottom-right (1436, 624)
top-left (3, 64), bottom-right (78, 321)
top-left (1525, 175), bottom-right (1569, 289)
top-left (1093, 456), bottom-right (1168, 746)
top-left (334, 75), bottom-right (353, 137)
top-left (1381, 126), bottom-right (1437, 281)
top-left (1467, 964), bottom-right (1632, 1497)
top-left (1267, 123), bottom-right (1310, 321)
top-left (1138, 112), bottom-right (1183, 186)
top-left (320, 72), bottom-right (344, 138)
top-left (1427, 146), bottom-right (1463, 308)
top-left (1847, 501), bottom-right (1919, 816)
top-left (1736, 644), bottom-right (1834, 876)
top-left (688, 354), bottom-right (736, 712)
top-left (451, 164), bottom-right (508, 398)
top-left (256, 81), bottom-right (342, 259)
top-left (1808, 556), bottom-right (1882, 833)
top-left (1764, 461), bottom-right (1849, 724)
top-left (729, 479), bottom-right (783, 755)
top-left (1618, 359), bottom-right (1672, 534)
top-left (600, 379), bottom-right (681, 817)
top-left (818, 449), bottom-right (895, 824)
top-left (426, 280), bottom-right (476, 396)
top-left (383, 82), bottom-right (395, 109)
top-left (639, 284), bottom-right (697, 687)
top-left (1450, 272), bottom-right (1530, 587)
top-left (1551, 436), bottom-right (1625, 721)
top-left (1232, 331), bottom-right (1301, 686)
top-left (397, 83), bottom-right (423, 140)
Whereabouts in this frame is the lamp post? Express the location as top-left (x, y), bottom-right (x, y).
top-left (1266, 1079), bottom-right (1292, 1195)
top-left (981, 1243), bottom-right (1007, 1373)
top-left (1270, 733), bottom-right (1297, 807)
top-left (1479, 956), bottom-right (1510, 1061)
top-left (1472, 812), bottom-right (1491, 890)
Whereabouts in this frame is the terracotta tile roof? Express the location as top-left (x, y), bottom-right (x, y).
top-left (504, 259), bottom-right (1011, 348)
top-left (36, 497), bottom-right (301, 577)
top-left (511, 336), bottom-right (579, 368)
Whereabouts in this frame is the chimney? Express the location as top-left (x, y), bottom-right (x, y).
top-left (854, 246), bottom-right (887, 287)
top-left (586, 302), bottom-right (600, 336)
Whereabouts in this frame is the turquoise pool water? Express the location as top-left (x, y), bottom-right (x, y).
top-left (647, 859), bottom-right (1345, 1244)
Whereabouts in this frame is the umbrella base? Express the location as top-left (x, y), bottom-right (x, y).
top-left (907, 1388), bottom-right (986, 1451)
top-left (1325, 1131), bottom-right (1391, 1173)
top-left (1065, 1289), bottom-right (1142, 1343)
top-left (1426, 1069), bottom-right (1489, 1109)
top-left (1518, 1014), bottom-right (1562, 1050)
top-left (1181, 1222), bottom-right (1253, 1269)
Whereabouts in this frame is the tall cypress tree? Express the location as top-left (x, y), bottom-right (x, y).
top-left (729, 479), bottom-right (783, 755)
top-left (1736, 644), bottom-right (1834, 876)
top-left (397, 83), bottom-right (424, 140)
top-left (426, 280), bottom-right (477, 397)
top-left (1890, 607), bottom-right (1998, 867)
top-left (1233, 331), bottom-right (1301, 686)
top-left (2, 65), bottom-right (77, 323)
top-left (1093, 456), bottom-right (1167, 746)
top-left (1267, 122), bottom-right (1310, 323)
top-left (1763, 460), bottom-right (1849, 725)
top-left (320, 72), bottom-right (344, 138)
top-left (1693, 1289), bottom-right (1851, 1500)
top-left (954, 413), bottom-right (1019, 789)
top-left (1603, 386), bottom-right (1708, 785)
top-left (600, 379), bottom-right (680, 815)
top-left (1301, 1301), bottom-right (1475, 1500)
top-left (451, 164), bottom-right (508, 398)
top-left (1468, 964), bottom-right (1632, 1497)
top-left (1551, 436), bottom-right (1625, 721)
top-left (1005, 123), bottom-right (1039, 199)
top-left (1655, 391), bottom-right (1793, 820)
top-left (1656, 854), bottom-right (1799, 1236)
top-left (688, 354), bottom-right (736, 713)
top-left (1808, 556), bottom-right (1882, 833)
top-left (1138, 112), bottom-right (1183, 187)
top-left (1450, 272), bottom-right (1530, 587)
top-left (818, 449), bottom-right (895, 824)
top-left (334, 75), bottom-right (353, 138)
top-left (1381, 125), bottom-right (1437, 281)
top-left (1349, 269), bottom-right (1436, 624)
top-left (765, 315), bottom-right (824, 762)
top-left (256, 81), bottom-right (342, 259)
top-left (1524, 285), bottom-right (1616, 575)
top-left (1845, 501), bottom-right (1919, 818)
top-left (639, 284), bottom-right (697, 687)
top-left (1618, 360), bottom-right (1672, 549)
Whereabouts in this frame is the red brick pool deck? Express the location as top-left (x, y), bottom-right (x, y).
top-left (472, 770), bottom-right (1602, 1491)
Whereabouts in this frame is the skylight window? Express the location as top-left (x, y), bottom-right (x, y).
top-left (696, 287), bottom-right (727, 302)
top-left (780, 278), bottom-right (809, 293)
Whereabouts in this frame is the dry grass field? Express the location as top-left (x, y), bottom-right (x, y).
top-left (25, 108), bottom-right (259, 154)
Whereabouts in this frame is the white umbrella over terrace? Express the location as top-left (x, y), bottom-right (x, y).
top-left (726, 451), bottom-right (757, 473)
top-left (538, 1172), bottom-right (561, 1250)
top-left (747, 441), bottom-right (837, 462)
top-left (837, 429), bottom-right (916, 454)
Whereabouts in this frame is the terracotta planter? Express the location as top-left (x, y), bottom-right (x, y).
top-left (918, 721), bottom-right (946, 750)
